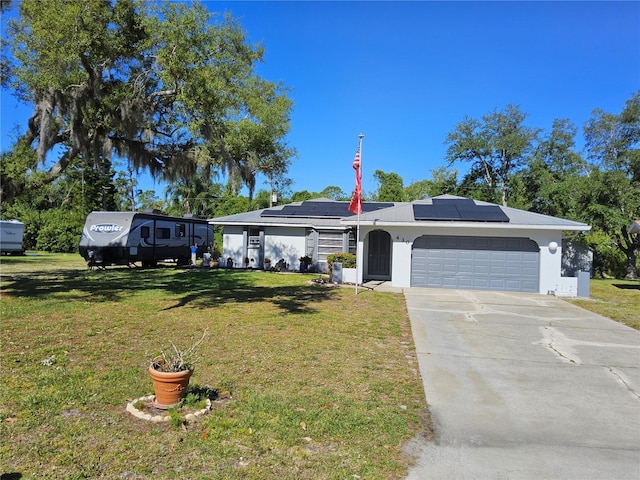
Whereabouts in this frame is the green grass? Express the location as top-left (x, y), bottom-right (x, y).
top-left (567, 278), bottom-right (640, 330)
top-left (0, 253), bottom-right (432, 479)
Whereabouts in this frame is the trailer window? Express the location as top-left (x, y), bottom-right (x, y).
top-left (175, 223), bottom-right (186, 238)
top-left (141, 226), bottom-right (150, 239)
top-left (157, 227), bottom-right (170, 239)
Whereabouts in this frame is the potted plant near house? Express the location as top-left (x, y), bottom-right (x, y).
top-left (149, 330), bottom-right (209, 409)
top-left (263, 258), bottom-right (272, 270)
top-left (299, 255), bottom-right (312, 272)
top-left (209, 245), bottom-right (221, 268)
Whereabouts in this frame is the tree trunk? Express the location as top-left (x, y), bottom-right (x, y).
top-left (625, 252), bottom-right (638, 279)
top-left (618, 229), bottom-right (639, 279)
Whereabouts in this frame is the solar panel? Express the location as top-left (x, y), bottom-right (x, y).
top-left (412, 205), bottom-right (459, 221)
top-left (432, 198), bottom-right (476, 208)
top-left (413, 200), bottom-right (509, 222)
top-left (261, 201), bottom-right (394, 218)
top-left (466, 205), bottom-right (510, 222)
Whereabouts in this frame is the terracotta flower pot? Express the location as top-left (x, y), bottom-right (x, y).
top-left (148, 366), bottom-right (193, 409)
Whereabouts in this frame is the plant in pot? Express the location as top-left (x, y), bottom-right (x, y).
top-left (263, 257), bottom-right (272, 270)
top-left (149, 330), bottom-right (209, 409)
top-left (210, 245), bottom-right (221, 268)
top-left (299, 255), bottom-right (312, 272)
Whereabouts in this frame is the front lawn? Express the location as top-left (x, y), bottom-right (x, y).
top-left (567, 278), bottom-right (640, 330)
top-left (0, 253), bottom-right (432, 479)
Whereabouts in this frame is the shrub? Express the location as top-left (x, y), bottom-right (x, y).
top-left (35, 209), bottom-right (84, 253)
top-left (327, 252), bottom-right (356, 268)
top-left (18, 210), bottom-right (44, 250)
top-left (299, 255), bottom-right (312, 265)
top-left (327, 252), bottom-right (356, 276)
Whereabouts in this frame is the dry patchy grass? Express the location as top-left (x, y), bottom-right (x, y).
top-left (567, 278), bottom-right (640, 330)
top-left (0, 253), bottom-right (432, 479)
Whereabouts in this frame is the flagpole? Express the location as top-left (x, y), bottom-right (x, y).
top-left (355, 133), bottom-right (364, 295)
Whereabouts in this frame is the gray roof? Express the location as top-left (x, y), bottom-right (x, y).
top-left (210, 195), bottom-right (590, 232)
top-left (339, 195), bottom-right (589, 231)
top-left (209, 198), bottom-right (351, 230)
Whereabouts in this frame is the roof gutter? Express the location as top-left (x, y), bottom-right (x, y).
top-left (339, 220), bottom-right (591, 232)
top-left (209, 220), bottom-right (348, 230)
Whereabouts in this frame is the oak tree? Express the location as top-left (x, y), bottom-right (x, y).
top-left (583, 92), bottom-right (640, 279)
top-left (3, 0), bottom-right (293, 204)
top-left (445, 105), bottom-right (538, 206)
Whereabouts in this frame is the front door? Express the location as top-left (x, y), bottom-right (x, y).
top-left (368, 230), bottom-right (391, 279)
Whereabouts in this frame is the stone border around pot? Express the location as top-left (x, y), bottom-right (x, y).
top-left (126, 395), bottom-right (212, 423)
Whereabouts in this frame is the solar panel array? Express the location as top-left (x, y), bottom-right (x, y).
top-left (261, 201), bottom-right (394, 218)
top-left (413, 198), bottom-right (510, 222)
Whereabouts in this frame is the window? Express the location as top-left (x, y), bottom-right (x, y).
top-left (305, 229), bottom-right (315, 257)
top-left (348, 229), bottom-right (356, 254)
top-left (175, 223), bottom-right (186, 238)
top-left (157, 228), bottom-right (170, 239)
top-left (317, 230), bottom-right (344, 263)
top-left (141, 226), bottom-right (150, 239)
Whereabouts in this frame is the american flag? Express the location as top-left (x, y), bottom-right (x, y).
top-left (348, 149), bottom-right (362, 215)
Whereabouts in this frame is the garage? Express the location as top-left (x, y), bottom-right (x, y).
top-left (411, 235), bottom-right (539, 292)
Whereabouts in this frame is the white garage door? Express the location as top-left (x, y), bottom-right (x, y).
top-left (411, 235), bottom-right (539, 292)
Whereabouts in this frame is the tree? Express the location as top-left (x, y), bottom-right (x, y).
top-left (404, 167), bottom-right (459, 201)
top-left (251, 189), bottom-right (273, 210)
top-left (0, 138), bottom-right (38, 203)
top-left (290, 190), bottom-right (315, 203)
top-left (456, 167), bottom-right (498, 203)
top-left (445, 105), bottom-right (538, 206)
top-left (3, 0), bottom-right (294, 204)
top-left (517, 119), bottom-right (587, 218)
top-left (585, 92), bottom-right (640, 182)
top-left (246, 94), bottom-right (295, 200)
top-left (583, 92), bottom-right (640, 279)
top-left (373, 170), bottom-right (405, 202)
top-left (114, 166), bottom-right (139, 212)
top-left (135, 190), bottom-right (164, 212)
top-left (164, 173), bottom-right (223, 218)
top-left (319, 186), bottom-right (348, 201)
top-left (430, 167), bottom-right (459, 197)
top-left (212, 190), bottom-right (250, 218)
top-left (404, 180), bottom-right (433, 201)
top-left (266, 173), bottom-right (293, 207)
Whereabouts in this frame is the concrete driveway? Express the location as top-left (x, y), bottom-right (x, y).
top-left (403, 288), bottom-right (640, 480)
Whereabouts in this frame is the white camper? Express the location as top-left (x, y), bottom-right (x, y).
top-left (0, 220), bottom-right (25, 255)
top-left (79, 211), bottom-right (213, 268)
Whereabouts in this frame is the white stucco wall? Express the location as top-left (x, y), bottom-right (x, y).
top-left (222, 225), bottom-right (307, 270)
top-left (534, 230), bottom-right (564, 295)
top-left (359, 225), bottom-right (566, 294)
top-left (223, 226), bottom-right (245, 268)
top-left (391, 240), bottom-right (413, 288)
top-left (264, 226), bottom-right (306, 270)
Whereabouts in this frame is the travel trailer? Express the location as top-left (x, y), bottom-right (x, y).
top-left (79, 211), bottom-right (213, 268)
top-left (0, 220), bottom-right (25, 255)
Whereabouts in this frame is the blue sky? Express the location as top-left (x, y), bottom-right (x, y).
top-left (2, 1), bottom-right (639, 199)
